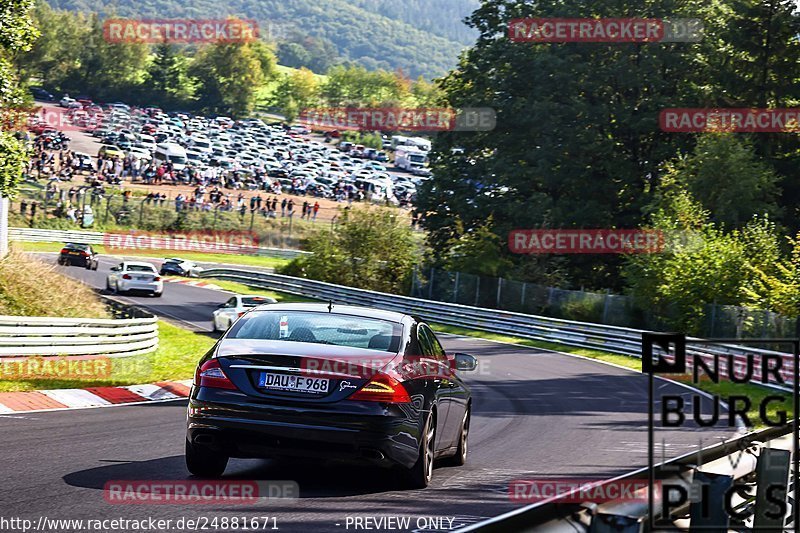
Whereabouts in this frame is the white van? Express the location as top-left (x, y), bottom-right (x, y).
top-left (153, 142), bottom-right (187, 170)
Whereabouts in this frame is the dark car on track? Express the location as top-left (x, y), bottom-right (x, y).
top-left (57, 243), bottom-right (99, 270)
top-left (186, 303), bottom-right (476, 488)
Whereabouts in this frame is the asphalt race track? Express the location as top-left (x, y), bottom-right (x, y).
top-left (0, 255), bottom-right (737, 532)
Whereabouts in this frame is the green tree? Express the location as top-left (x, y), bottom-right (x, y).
top-left (441, 217), bottom-right (512, 277)
top-left (658, 134), bottom-right (781, 229)
top-left (270, 67), bottom-right (320, 121)
top-left (624, 180), bottom-right (782, 333)
top-left (281, 207), bottom-right (418, 293)
top-left (191, 40), bottom-right (277, 118)
top-left (63, 15), bottom-right (148, 101)
top-left (145, 42), bottom-right (193, 108)
top-left (0, 0), bottom-right (38, 197)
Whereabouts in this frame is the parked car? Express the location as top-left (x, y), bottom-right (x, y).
top-left (72, 152), bottom-right (94, 171)
top-left (186, 303), bottom-right (477, 488)
top-left (57, 243), bottom-right (99, 270)
top-left (30, 87), bottom-right (55, 101)
top-left (211, 294), bottom-right (278, 332)
top-left (98, 144), bottom-right (125, 159)
top-left (106, 261), bottom-right (163, 297)
top-left (159, 258), bottom-right (203, 277)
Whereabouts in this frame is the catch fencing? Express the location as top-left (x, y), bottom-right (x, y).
top-left (9, 227), bottom-right (308, 259)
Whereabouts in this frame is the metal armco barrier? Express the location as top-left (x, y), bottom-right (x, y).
top-left (197, 267), bottom-right (796, 388)
top-left (9, 227), bottom-right (308, 259)
top-left (457, 424), bottom-right (796, 532)
top-left (0, 315), bottom-right (158, 357)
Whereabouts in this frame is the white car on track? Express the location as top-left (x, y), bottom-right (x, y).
top-left (106, 261), bottom-right (163, 297)
top-left (212, 294), bottom-right (277, 332)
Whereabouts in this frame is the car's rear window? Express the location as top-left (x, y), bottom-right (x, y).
top-left (229, 311), bottom-right (402, 352)
top-left (64, 243), bottom-right (89, 251)
top-left (241, 296), bottom-right (274, 307)
top-left (126, 265), bottom-right (156, 273)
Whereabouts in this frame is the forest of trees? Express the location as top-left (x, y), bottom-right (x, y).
top-left (417, 0), bottom-right (800, 332)
top-left (45, 0), bottom-right (477, 78)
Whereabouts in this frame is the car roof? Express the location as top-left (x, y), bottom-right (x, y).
top-left (248, 302), bottom-right (410, 323)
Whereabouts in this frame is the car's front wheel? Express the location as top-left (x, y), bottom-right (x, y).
top-left (403, 412), bottom-right (435, 489)
top-left (185, 439), bottom-right (228, 477)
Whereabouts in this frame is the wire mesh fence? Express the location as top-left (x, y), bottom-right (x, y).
top-left (410, 266), bottom-right (800, 339)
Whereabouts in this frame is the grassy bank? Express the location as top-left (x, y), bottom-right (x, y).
top-left (0, 249), bottom-right (109, 318)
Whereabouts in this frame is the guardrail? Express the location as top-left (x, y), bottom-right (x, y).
top-left (460, 423), bottom-right (796, 531)
top-left (0, 314), bottom-right (158, 358)
top-left (9, 227), bottom-right (308, 259)
top-left (197, 267), bottom-right (796, 388)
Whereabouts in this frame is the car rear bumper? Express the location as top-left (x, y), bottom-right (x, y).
top-left (187, 389), bottom-right (422, 468)
top-left (118, 280), bottom-right (163, 292)
top-left (60, 255), bottom-right (90, 266)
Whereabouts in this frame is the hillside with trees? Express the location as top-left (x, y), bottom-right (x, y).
top-left (45, 0), bottom-right (479, 78)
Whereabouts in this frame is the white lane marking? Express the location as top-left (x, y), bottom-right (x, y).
top-left (40, 388), bottom-right (111, 408)
top-left (0, 403), bottom-right (15, 414)
top-left (124, 383), bottom-right (179, 400)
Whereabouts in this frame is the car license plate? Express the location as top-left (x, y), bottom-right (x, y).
top-left (258, 372), bottom-right (329, 393)
top-left (69, 251), bottom-right (80, 255)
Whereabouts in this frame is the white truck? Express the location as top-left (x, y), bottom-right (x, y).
top-left (394, 146), bottom-right (429, 172)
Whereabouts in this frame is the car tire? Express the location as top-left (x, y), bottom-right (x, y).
top-left (403, 411), bottom-right (436, 489)
top-left (443, 407), bottom-right (470, 467)
top-left (153, 291), bottom-right (162, 298)
top-left (115, 282), bottom-right (127, 295)
top-left (106, 279), bottom-right (112, 292)
top-left (185, 439), bottom-right (228, 478)
top-left (92, 262), bottom-right (98, 271)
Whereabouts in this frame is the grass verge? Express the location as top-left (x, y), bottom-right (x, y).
top-left (203, 278), bottom-right (316, 302)
top-left (0, 249), bottom-right (109, 318)
top-left (18, 241), bottom-right (292, 269)
top-left (0, 321), bottom-right (215, 392)
top-left (431, 323), bottom-right (791, 428)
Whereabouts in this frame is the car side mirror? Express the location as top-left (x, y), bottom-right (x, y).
top-left (452, 353), bottom-right (478, 372)
top-left (217, 302), bottom-right (227, 308)
top-left (110, 266), bottom-right (120, 272)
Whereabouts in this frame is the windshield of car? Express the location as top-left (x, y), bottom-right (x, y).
top-left (229, 311), bottom-right (402, 352)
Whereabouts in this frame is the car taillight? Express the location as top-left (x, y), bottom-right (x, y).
top-left (153, 276), bottom-right (161, 281)
top-left (60, 248), bottom-right (69, 254)
top-left (237, 311), bottom-right (246, 318)
top-left (347, 373), bottom-right (411, 403)
top-left (122, 274), bottom-right (131, 280)
top-left (79, 251), bottom-right (89, 256)
top-left (195, 359), bottom-right (237, 390)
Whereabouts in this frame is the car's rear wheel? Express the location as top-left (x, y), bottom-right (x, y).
top-left (153, 291), bottom-right (162, 298)
top-left (185, 439), bottom-right (228, 477)
top-left (403, 412), bottom-right (435, 489)
top-left (115, 282), bottom-right (127, 295)
top-left (444, 407), bottom-right (470, 467)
